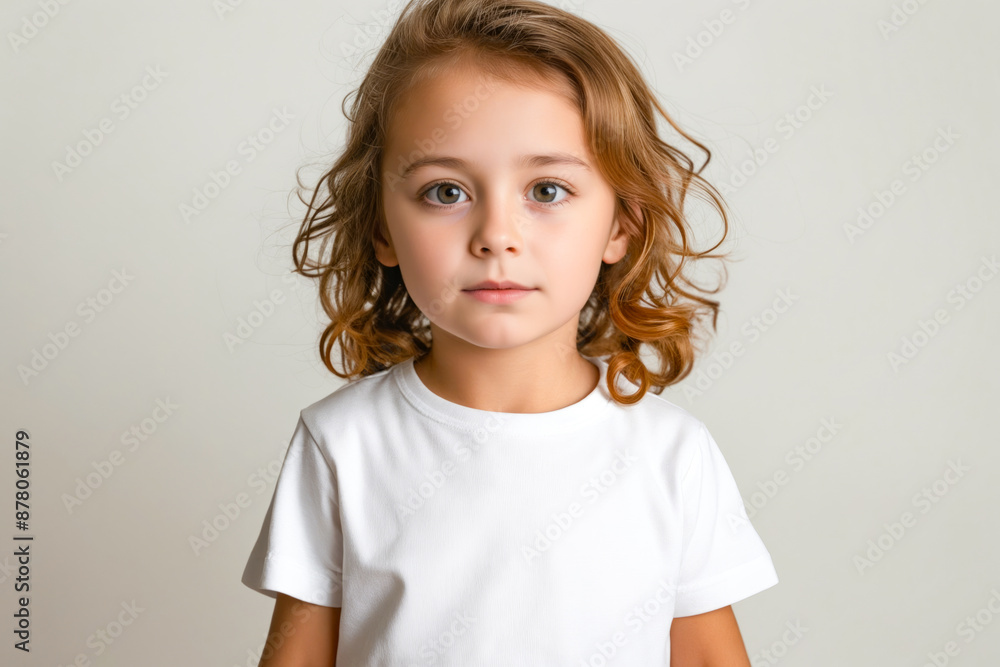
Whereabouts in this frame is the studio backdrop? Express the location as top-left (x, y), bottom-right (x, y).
top-left (2, 0), bottom-right (997, 665)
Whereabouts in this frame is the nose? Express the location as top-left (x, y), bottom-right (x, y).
top-left (468, 188), bottom-right (525, 256)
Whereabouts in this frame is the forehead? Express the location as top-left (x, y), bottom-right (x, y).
top-left (398, 53), bottom-right (578, 113)
top-left (384, 63), bottom-right (587, 165)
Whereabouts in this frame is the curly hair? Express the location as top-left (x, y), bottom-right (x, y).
top-left (291, 0), bottom-right (732, 406)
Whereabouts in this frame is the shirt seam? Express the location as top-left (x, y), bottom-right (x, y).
top-left (394, 364), bottom-right (612, 437)
top-left (680, 421), bottom-right (708, 486)
top-left (675, 553), bottom-right (773, 594)
top-left (298, 413), bottom-right (341, 511)
top-left (263, 551), bottom-right (344, 580)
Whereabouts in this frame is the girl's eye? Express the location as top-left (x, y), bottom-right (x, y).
top-left (423, 182), bottom-right (469, 206)
top-left (529, 182), bottom-right (571, 205)
top-left (420, 180), bottom-right (575, 209)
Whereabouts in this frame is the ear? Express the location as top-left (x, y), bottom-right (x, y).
top-left (372, 221), bottom-right (399, 267)
top-left (602, 200), bottom-right (637, 264)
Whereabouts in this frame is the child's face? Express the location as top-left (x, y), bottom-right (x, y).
top-left (377, 63), bottom-right (629, 354)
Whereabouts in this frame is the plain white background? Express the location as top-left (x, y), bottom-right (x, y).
top-left (2, 0), bottom-right (998, 665)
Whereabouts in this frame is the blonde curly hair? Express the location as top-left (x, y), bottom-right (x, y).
top-left (291, 0), bottom-right (732, 406)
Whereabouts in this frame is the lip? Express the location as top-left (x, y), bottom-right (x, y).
top-left (462, 288), bottom-right (535, 304)
top-left (463, 280), bottom-right (534, 290)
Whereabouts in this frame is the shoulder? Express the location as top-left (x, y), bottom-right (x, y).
top-left (298, 363), bottom-right (400, 444)
top-left (622, 386), bottom-right (708, 443)
top-left (608, 385), bottom-right (711, 480)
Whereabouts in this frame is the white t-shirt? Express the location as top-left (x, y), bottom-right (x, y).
top-left (242, 354), bottom-right (779, 665)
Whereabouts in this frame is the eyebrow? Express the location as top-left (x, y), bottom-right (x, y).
top-left (397, 152), bottom-right (592, 179)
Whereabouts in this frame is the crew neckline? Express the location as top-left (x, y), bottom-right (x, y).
top-left (393, 354), bottom-right (630, 436)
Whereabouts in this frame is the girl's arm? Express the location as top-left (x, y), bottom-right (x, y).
top-left (257, 593), bottom-right (341, 667)
top-left (670, 605), bottom-right (751, 667)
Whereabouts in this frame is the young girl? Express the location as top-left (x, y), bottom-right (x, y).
top-left (241, 0), bottom-right (779, 664)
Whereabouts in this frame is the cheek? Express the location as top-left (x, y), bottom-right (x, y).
top-left (534, 217), bottom-right (606, 272)
top-left (533, 221), bottom-right (606, 296)
top-left (534, 238), bottom-right (604, 302)
top-left (395, 228), bottom-right (463, 295)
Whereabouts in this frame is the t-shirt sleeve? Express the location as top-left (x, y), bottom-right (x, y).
top-left (241, 414), bottom-right (344, 607)
top-left (673, 422), bottom-right (779, 617)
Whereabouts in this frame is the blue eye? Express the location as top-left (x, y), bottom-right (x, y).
top-left (419, 180), bottom-right (575, 210)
